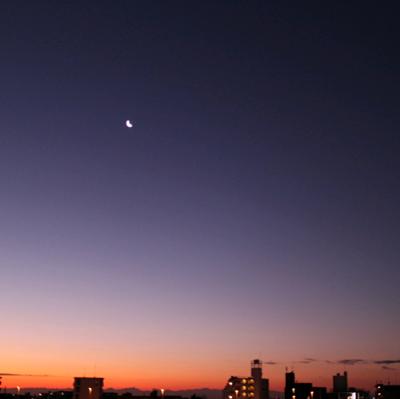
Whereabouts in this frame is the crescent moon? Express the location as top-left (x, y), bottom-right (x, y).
top-left (125, 120), bottom-right (133, 128)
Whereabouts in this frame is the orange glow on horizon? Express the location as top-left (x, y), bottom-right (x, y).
top-left (0, 361), bottom-right (392, 393)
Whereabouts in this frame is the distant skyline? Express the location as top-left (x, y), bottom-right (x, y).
top-left (2, 358), bottom-right (400, 391)
top-left (1, 0), bottom-right (399, 393)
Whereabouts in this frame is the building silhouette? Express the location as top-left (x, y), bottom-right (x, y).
top-left (284, 371), bottom-right (327, 399)
top-left (309, 387), bottom-right (327, 399)
top-left (375, 384), bottom-right (400, 399)
top-left (332, 372), bottom-right (347, 394)
top-left (223, 359), bottom-right (269, 399)
top-left (73, 377), bottom-right (104, 399)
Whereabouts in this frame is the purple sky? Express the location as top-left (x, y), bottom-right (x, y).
top-left (1, 1), bottom-right (399, 391)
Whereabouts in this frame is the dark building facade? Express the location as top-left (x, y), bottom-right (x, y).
top-left (73, 377), bottom-right (104, 399)
top-left (333, 373), bottom-right (348, 394)
top-left (311, 387), bottom-right (327, 399)
top-left (284, 372), bottom-right (327, 399)
top-left (375, 384), bottom-right (400, 399)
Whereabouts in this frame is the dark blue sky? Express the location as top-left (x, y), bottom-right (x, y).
top-left (1, 1), bottom-right (399, 389)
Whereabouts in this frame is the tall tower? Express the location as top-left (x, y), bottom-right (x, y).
top-left (333, 372), bottom-right (348, 393)
top-left (73, 377), bottom-right (104, 399)
top-left (251, 360), bottom-right (269, 399)
top-left (222, 360), bottom-right (269, 399)
top-left (284, 371), bottom-right (295, 399)
top-left (251, 359), bottom-right (262, 382)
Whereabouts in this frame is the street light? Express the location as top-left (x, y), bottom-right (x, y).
top-left (161, 389), bottom-right (165, 399)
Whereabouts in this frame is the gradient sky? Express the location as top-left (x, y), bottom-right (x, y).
top-left (1, 1), bottom-right (399, 393)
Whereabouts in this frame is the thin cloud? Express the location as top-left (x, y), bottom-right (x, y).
top-left (374, 360), bottom-right (400, 365)
top-left (284, 358), bottom-right (400, 367)
top-left (300, 358), bottom-right (318, 364)
top-left (0, 373), bottom-right (53, 377)
top-left (336, 359), bottom-right (367, 365)
top-left (381, 366), bottom-right (397, 371)
top-left (263, 361), bottom-right (278, 365)
top-left (289, 358), bottom-right (319, 365)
